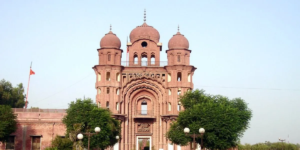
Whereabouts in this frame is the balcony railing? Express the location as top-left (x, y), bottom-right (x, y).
top-left (135, 110), bottom-right (153, 116)
top-left (121, 61), bottom-right (168, 67)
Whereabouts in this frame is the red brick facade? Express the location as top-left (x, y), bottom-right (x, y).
top-left (92, 19), bottom-right (196, 150)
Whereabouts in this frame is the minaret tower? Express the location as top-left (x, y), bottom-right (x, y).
top-left (93, 25), bottom-right (123, 114)
top-left (165, 26), bottom-right (196, 112)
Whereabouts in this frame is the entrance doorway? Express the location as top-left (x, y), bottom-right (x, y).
top-left (136, 136), bottom-right (151, 150)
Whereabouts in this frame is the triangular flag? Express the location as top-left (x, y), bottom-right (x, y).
top-left (30, 69), bottom-right (35, 75)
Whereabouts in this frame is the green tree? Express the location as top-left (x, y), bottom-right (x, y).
top-left (0, 79), bottom-right (26, 108)
top-left (63, 98), bottom-right (121, 149)
top-left (166, 89), bottom-right (252, 150)
top-left (48, 136), bottom-right (73, 150)
top-left (0, 105), bottom-right (17, 142)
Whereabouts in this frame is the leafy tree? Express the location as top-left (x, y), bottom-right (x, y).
top-left (63, 98), bottom-right (121, 149)
top-left (47, 136), bottom-right (72, 150)
top-left (0, 79), bottom-right (26, 108)
top-left (0, 105), bottom-right (17, 142)
top-left (166, 89), bottom-right (252, 150)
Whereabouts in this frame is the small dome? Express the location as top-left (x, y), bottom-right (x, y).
top-left (168, 32), bottom-right (189, 49)
top-left (130, 23), bottom-right (160, 43)
top-left (100, 31), bottom-right (121, 49)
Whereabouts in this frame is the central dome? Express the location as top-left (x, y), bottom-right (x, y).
top-left (129, 22), bottom-right (160, 43)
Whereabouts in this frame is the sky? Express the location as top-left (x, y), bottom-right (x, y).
top-left (0, 0), bottom-right (300, 145)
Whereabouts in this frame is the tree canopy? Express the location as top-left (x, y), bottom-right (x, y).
top-left (0, 105), bottom-right (17, 141)
top-left (166, 89), bottom-right (252, 150)
top-left (0, 79), bottom-right (26, 108)
top-left (238, 142), bottom-right (300, 150)
top-left (62, 98), bottom-right (121, 149)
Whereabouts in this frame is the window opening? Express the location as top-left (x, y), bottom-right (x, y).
top-left (169, 89), bottom-right (171, 95)
top-left (123, 76), bottom-right (126, 82)
top-left (116, 88), bottom-right (119, 95)
top-left (177, 55), bottom-right (180, 62)
top-left (116, 102), bottom-right (119, 111)
top-left (106, 101), bottom-right (109, 108)
top-left (32, 136), bottom-right (41, 150)
top-left (188, 73), bottom-right (191, 82)
top-left (141, 100), bottom-right (147, 115)
top-left (134, 54), bottom-right (138, 64)
top-left (106, 72), bottom-right (110, 81)
top-left (108, 53), bottom-right (111, 61)
top-left (177, 72), bottom-right (182, 81)
top-left (116, 73), bottom-right (120, 82)
top-left (107, 88), bottom-right (110, 94)
top-left (151, 55), bottom-right (155, 64)
top-left (168, 73), bottom-right (171, 82)
top-left (168, 102), bottom-right (171, 111)
top-left (178, 103), bottom-right (181, 111)
top-left (141, 55), bottom-right (147, 66)
top-left (98, 102), bottom-right (101, 108)
top-left (141, 41), bottom-right (148, 48)
top-left (98, 73), bottom-right (101, 81)
top-left (178, 88), bottom-right (181, 95)
top-left (98, 88), bottom-right (101, 94)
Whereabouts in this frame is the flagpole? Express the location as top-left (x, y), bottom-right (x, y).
top-left (25, 62), bottom-right (32, 109)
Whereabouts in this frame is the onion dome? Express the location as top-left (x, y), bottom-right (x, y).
top-left (129, 10), bottom-right (160, 43)
top-left (130, 23), bottom-right (160, 43)
top-left (168, 26), bottom-right (189, 49)
top-left (100, 25), bottom-right (121, 49)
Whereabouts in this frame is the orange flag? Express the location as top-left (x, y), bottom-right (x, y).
top-left (30, 69), bottom-right (35, 75)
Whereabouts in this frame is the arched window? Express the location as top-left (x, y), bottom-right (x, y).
top-left (106, 101), bottom-right (109, 108)
top-left (108, 53), bottom-right (111, 61)
top-left (141, 52), bottom-right (147, 66)
top-left (151, 53), bottom-right (155, 64)
top-left (116, 73), bottom-right (120, 82)
top-left (116, 102), bottom-right (119, 111)
top-left (168, 102), bottom-right (171, 111)
top-left (168, 73), bottom-right (171, 82)
top-left (134, 53), bottom-right (138, 64)
top-left (116, 88), bottom-right (119, 95)
top-left (177, 103), bottom-right (181, 111)
top-left (169, 89), bottom-right (171, 95)
top-left (141, 101), bottom-right (147, 115)
top-left (107, 87), bottom-right (110, 94)
top-left (177, 72), bottom-right (182, 81)
top-left (178, 88), bottom-right (181, 95)
top-left (188, 73), bottom-right (191, 82)
top-left (98, 73), bottom-right (101, 81)
top-left (106, 72), bottom-right (110, 81)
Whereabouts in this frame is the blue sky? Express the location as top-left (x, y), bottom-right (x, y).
top-left (0, 0), bottom-right (299, 145)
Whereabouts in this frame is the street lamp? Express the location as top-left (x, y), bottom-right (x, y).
top-left (184, 127), bottom-right (205, 150)
top-left (77, 127), bottom-right (101, 150)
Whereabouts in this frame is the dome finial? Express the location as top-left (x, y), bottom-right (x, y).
top-left (144, 9), bottom-right (146, 22)
top-left (110, 24), bottom-right (112, 31)
top-left (178, 25), bottom-right (180, 32)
